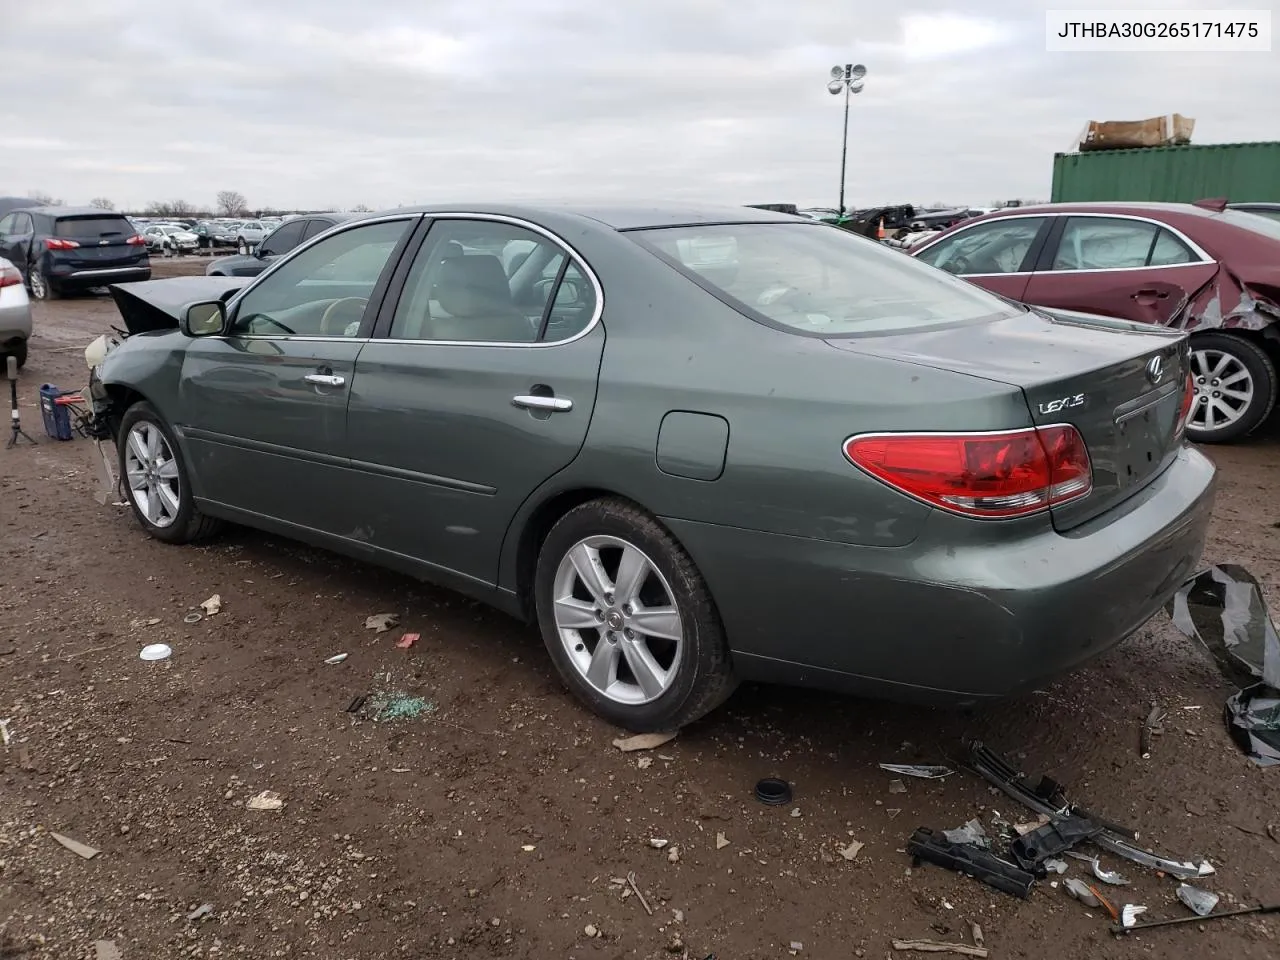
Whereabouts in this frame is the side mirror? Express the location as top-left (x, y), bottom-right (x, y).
top-left (181, 300), bottom-right (226, 337)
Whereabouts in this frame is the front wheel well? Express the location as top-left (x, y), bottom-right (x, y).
top-left (514, 488), bottom-right (651, 621)
top-left (100, 384), bottom-right (148, 438)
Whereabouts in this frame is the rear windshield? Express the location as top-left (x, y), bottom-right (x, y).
top-left (54, 216), bottom-right (134, 239)
top-left (630, 222), bottom-right (1020, 336)
top-left (1219, 209), bottom-right (1280, 240)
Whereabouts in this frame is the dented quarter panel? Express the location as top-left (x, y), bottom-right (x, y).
top-left (1181, 263), bottom-right (1280, 334)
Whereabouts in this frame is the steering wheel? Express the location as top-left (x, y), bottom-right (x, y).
top-left (319, 297), bottom-right (369, 336)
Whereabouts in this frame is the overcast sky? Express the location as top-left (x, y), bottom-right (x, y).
top-left (2, 1), bottom-right (1275, 213)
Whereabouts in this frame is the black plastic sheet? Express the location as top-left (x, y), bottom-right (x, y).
top-left (1168, 564), bottom-right (1280, 767)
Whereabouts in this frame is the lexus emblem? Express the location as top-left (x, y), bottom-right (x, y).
top-left (1146, 355), bottom-right (1164, 384)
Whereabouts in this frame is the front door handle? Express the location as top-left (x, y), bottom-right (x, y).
top-left (512, 394), bottom-right (573, 412)
top-left (305, 373), bottom-right (346, 387)
top-left (1133, 288), bottom-right (1170, 300)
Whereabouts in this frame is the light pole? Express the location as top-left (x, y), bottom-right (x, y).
top-left (826, 63), bottom-right (866, 217)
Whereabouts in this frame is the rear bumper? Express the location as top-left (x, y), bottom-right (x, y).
top-left (47, 265), bottom-right (152, 287)
top-left (0, 299), bottom-right (32, 341)
top-left (664, 445), bottom-right (1217, 705)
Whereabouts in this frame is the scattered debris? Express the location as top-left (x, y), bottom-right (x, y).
top-left (613, 731), bottom-right (678, 752)
top-left (199, 594), bottom-right (222, 616)
top-left (888, 779), bottom-right (907, 795)
top-left (970, 924), bottom-right (984, 948)
top-left (344, 695), bottom-right (367, 714)
top-left (637, 756), bottom-right (654, 769)
top-left (246, 790), bottom-right (284, 811)
top-left (627, 872), bottom-right (653, 915)
top-left (941, 820), bottom-right (989, 849)
top-left (1112, 902), bottom-right (1280, 935)
top-left (364, 613), bottom-right (399, 633)
top-left (183, 612), bottom-right (203, 624)
top-left (583, 924), bottom-right (599, 938)
top-left (1011, 815), bottom-right (1051, 836)
top-left (139, 643), bottom-right (171, 661)
top-left (1140, 701), bottom-right (1167, 759)
top-left (372, 694), bottom-right (432, 722)
top-left (94, 942), bottom-right (122, 960)
top-left (1044, 858), bottom-right (1068, 874)
top-left (887, 808), bottom-right (902, 820)
top-left (667, 846), bottom-right (680, 863)
top-left (50, 832), bottom-right (100, 860)
top-left (0, 718), bottom-right (11, 747)
top-left (790, 807), bottom-right (802, 818)
top-left (129, 617), bottom-right (161, 629)
top-left (906, 827), bottom-right (1035, 899)
top-left (891, 938), bottom-right (988, 958)
top-left (396, 632), bottom-right (419, 649)
top-left (754, 777), bottom-right (793, 805)
top-left (1168, 564), bottom-right (1280, 767)
top-left (323, 653), bottom-right (348, 665)
top-left (649, 838), bottom-right (669, 849)
top-left (1065, 852), bottom-right (1130, 885)
top-left (788, 941), bottom-right (803, 953)
top-left (1177, 883), bottom-right (1221, 916)
top-left (1010, 814), bottom-right (1102, 871)
top-left (715, 832), bottom-right (730, 850)
top-left (521, 844), bottom-right (536, 852)
top-left (186, 903), bottom-right (214, 921)
top-left (1065, 878), bottom-right (1118, 920)
top-left (839, 840), bottom-right (865, 861)
top-left (1269, 823), bottom-right (1280, 844)
top-left (879, 764), bottom-right (954, 779)
top-left (1121, 904), bottom-right (1149, 928)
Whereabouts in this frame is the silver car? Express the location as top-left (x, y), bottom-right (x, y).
top-left (235, 220), bottom-right (269, 253)
top-left (0, 256), bottom-right (32, 368)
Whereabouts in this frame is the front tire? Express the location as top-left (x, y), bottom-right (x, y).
top-left (117, 401), bottom-right (223, 544)
top-left (1186, 332), bottom-right (1277, 443)
top-left (534, 498), bottom-right (737, 731)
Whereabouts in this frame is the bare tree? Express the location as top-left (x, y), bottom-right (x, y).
top-left (27, 190), bottom-right (62, 206)
top-left (350, 203), bottom-right (372, 213)
top-left (89, 197), bottom-right (115, 211)
top-left (144, 199), bottom-right (197, 217)
top-left (216, 191), bottom-right (248, 217)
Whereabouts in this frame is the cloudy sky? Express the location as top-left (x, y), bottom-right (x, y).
top-left (2, 1), bottom-right (1275, 213)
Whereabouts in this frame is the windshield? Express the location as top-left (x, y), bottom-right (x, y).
top-left (1220, 209), bottom-right (1280, 238)
top-left (631, 222), bottom-right (1021, 335)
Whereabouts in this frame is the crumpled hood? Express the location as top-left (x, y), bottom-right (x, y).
top-left (109, 276), bottom-right (251, 334)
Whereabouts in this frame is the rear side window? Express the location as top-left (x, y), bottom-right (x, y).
top-left (54, 216), bottom-right (134, 238)
top-left (631, 221), bottom-right (1020, 336)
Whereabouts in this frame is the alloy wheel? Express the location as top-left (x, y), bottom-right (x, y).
top-left (552, 535), bottom-right (684, 705)
top-left (1189, 347), bottom-right (1254, 433)
top-left (124, 422), bottom-right (181, 528)
top-left (28, 268), bottom-right (47, 300)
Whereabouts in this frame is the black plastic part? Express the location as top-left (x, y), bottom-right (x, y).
top-left (1010, 814), bottom-right (1104, 871)
top-left (754, 777), bottom-right (792, 805)
top-left (907, 827), bottom-right (1036, 900)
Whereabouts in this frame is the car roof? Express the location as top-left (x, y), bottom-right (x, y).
top-left (372, 201), bottom-right (805, 230)
top-left (970, 200), bottom-right (1242, 221)
top-left (19, 205), bottom-right (126, 218)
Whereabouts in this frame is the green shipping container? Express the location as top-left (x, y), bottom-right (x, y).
top-left (1050, 142), bottom-right (1280, 203)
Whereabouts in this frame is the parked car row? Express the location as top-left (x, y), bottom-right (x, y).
top-left (205, 212), bottom-right (350, 276)
top-left (0, 205), bottom-right (150, 302)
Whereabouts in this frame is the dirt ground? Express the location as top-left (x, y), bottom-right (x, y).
top-left (3, 257), bottom-right (1279, 960)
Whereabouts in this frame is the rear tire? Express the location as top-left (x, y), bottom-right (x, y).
top-left (117, 401), bottom-right (223, 544)
top-left (534, 498), bottom-right (737, 731)
top-left (27, 266), bottom-right (59, 300)
top-left (1185, 332), bottom-right (1277, 443)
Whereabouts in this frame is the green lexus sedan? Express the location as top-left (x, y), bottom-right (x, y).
top-left (86, 203), bottom-right (1216, 731)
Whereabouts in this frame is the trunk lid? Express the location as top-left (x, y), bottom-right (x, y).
top-left (54, 215), bottom-right (144, 268)
top-left (826, 308), bottom-right (1189, 531)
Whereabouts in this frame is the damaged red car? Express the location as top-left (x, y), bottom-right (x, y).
top-left (911, 200), bottom-right (1280, 443)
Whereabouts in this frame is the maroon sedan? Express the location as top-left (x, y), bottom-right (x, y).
top-left (910, 200), bottom-right (1280, 443)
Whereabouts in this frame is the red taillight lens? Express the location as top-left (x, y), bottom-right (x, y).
top-left (1174, 371), bottom-right (1194, 439)
top-left (0, 265), bottom-right (21, 288)
top-left (843, 425), bottom-right (1092, 519)
top-left (126, 235), bottom-right (146, 246)
top-left (44, 238), bottom-right (80, 250)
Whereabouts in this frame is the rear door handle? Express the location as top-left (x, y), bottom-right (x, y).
top-left (1133, 288), bottom-right (1169, 300)
top-left (512, 394), bottom-right (573, 412)
top-left (305, 373), bottom-right (346, 387)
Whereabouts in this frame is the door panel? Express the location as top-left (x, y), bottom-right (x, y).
top-left (345, 215), bottom-right (605, 584)
top-left (1024, 217), bottom-right (1219, 327)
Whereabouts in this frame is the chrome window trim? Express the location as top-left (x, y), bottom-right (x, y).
top-left (216, 212), bottom-right (605, 349)
top-left (911, 211), bottom-right (1215, 278)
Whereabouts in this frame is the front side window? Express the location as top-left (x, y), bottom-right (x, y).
top-left (230, 219), bottom-right (411, 337)
top-left (388, 219), bottom-right (596, 343)
top-left (633, 221), bottom-right (1020, 336)
top-left (913, 217), bottom-right (1046, 275)
top-left (259, 220), bottom-right (306, 257)
top-left (0, 214), bottom-right (14, 235)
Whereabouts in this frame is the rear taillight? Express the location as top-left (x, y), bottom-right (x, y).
top-left (0, 264), bottom-right (21, 288)
top-left (1174, 372), bottom-right (1195, 439)
top-left (44, 238), bottom-right (80, 250)
top-left (843, 425), bottom-right (1093, 519)
top-left (126, 235), bottom-right (146, 246)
